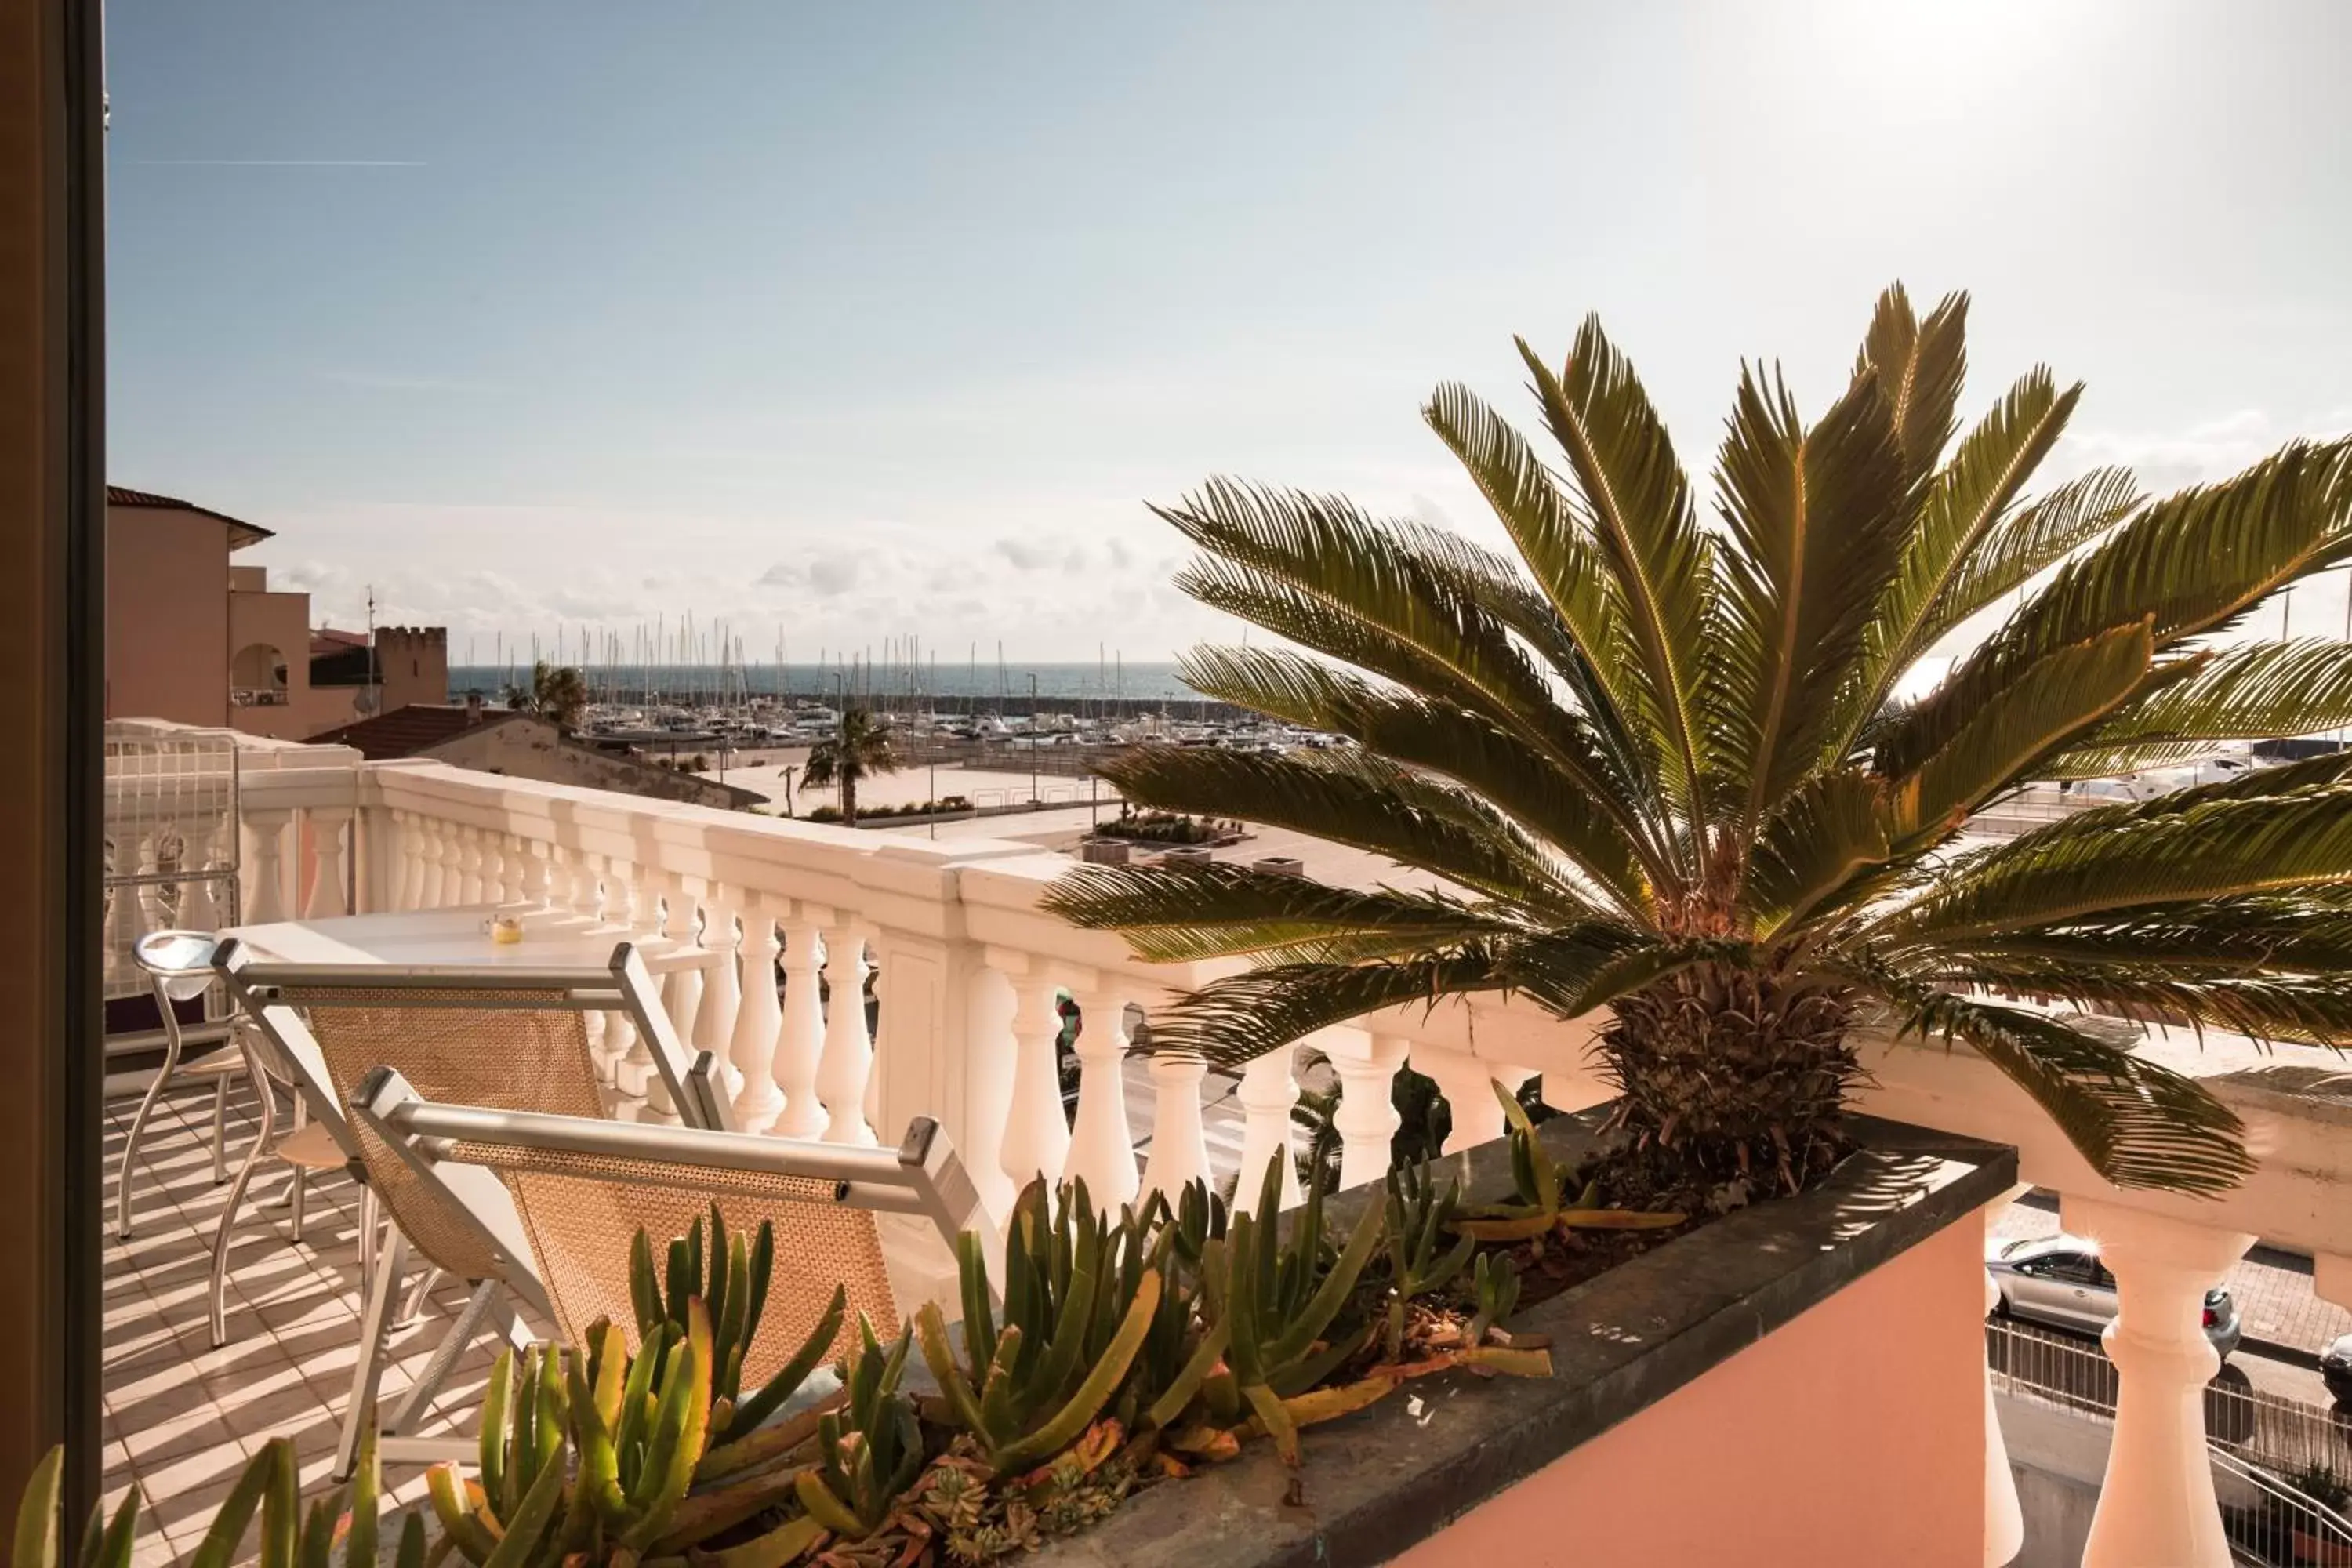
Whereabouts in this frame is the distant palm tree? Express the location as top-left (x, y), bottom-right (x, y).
top-left (504, 661), bottom-right (589, 732)
top-left (804, 706), bottom-right (902, 825)
top-left (1047, 285), bottom-right (2352, 1203)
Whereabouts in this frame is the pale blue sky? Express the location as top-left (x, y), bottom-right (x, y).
top-left (107, 2), bottom-right (2352, 661)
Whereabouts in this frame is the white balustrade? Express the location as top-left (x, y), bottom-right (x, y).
top-left (1138, 1050), bottom-right (1212, 1204)
top-left (773, 915), bottom-right (829, 1139)
top-left (456, 828), bottom-right (485, 905)
top-left (2066, 1196), bottom-right (2255, 1568)
top-left (1231, 1044), bottom-right (1302, 1216)
top-left (1326, 1029), bottom-right (1409, 1190)
top-left (416, 818), bottom-right (447, 908)
top-left (728, 898), bottom-right (786, 1134)
top-left (302, 807), bottom-right (352, 919)
top-left (167, 735), bottom-right (2352, 1568)
top-left (996, 959), bottom-right (1073, 1193)
top-left (608, 866), bottom-right (662, 1109)
top-left (962, 963), bottom-right (1020, 1219)
top-left (815, 921), bottom-right (877, 1145)
top-left (243, 808), bottom-right (292, 924)
top-left (696, 888), bottom-right (745, 1104)
top-left (1065, 985), bottom-right (1140, 1207)
top-left (180, 820), bottom-right (221, 930)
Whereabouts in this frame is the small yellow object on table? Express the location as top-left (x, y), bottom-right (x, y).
top-left (490, 915), bottom-right (524, 945)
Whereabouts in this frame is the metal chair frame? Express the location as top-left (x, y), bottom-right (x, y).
top-left (216, 938), bottom-right (728, 1477)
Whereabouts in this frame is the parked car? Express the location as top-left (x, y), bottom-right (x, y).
top-left (1988, 1234), bottom-right (2242, 1359)
top-left (2322, 1334), bottom-right (2352, 1405)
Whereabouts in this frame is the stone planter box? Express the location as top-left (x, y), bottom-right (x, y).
top-left (1250, 855), bottom-right (1305, 877)
top-left (1080, 839), bottom-right (1132, 866)
top-left (1033, 1109), bottom-right (2014, 1568)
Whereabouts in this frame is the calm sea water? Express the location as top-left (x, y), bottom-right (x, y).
top-left (447, 661), bottom-right (1204, 706)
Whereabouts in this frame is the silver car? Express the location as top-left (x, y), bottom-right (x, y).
top-left (1988, 1234), bottom-right (2242, 1359)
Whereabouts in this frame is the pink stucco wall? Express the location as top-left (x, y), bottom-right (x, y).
top-left (1395, 1214), bottom-right (1984, 1568)
top-left (106, 505), bottom-right (230, 726)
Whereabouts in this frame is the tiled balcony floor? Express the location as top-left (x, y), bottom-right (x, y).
top-left (100, 1059), bottom-right (1259, 1564)
top-left (101, 1074), bottom-right (516, 1566)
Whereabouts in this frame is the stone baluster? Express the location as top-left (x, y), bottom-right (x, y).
top-left (960, 962), bottom-right (1020, 1220)
top-left (416, 818), bottom-right (448, 909)
top-left (568, 848), bottom-right (605, 924)
top-left (1325, 1029), bottom-right (1409, 1190)
top-left (694, 886), bottom-right (745, 1104)
top-left (245, 808), bottom-right (293, 924)
top-left (586, 855), bottom-right (630, 1086)
top-left (815, 921), bottom-right (877, 1145)
top-left (1232, 1044), bottom-right (1302, 1216)
top-left (455, 828), bottom-right (485, 905)
top-left (180, 819), bottom-right (221, 930)
top-left (516, 838), bottom-right (549, 907)
top-left (389, 811), bottom-right (421, 911)
top-left (772, 913), bottom-right (829, 1139)
top-left (728, 898), bottom-right (786, 1134)
top-left (1065, 983), bottom-right (1139, 1208)
top-left (659, 873), bottom-right (705, 1062)
top-left (2066, 1196), bottom-right (2256, 1568)
top-left (994, 956), bottom-right (1073, 1193)
top-left (303, 807), bottom-right (352, 919)
top-left (1138, 1041), bottom-right (1212, 1206)
top-left (498, 835), bottom-right (528, 904)
top-left (609, 866), bottom-right (663, 1110)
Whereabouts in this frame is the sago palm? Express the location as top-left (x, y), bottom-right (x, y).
top-left (1046, 285), bottom-right (2352, 1201)
top-left (804, 706), bottom-right (902, 825)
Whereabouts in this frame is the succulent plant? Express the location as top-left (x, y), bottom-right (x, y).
top-left (917, 1178), bottom-right (1166, 1478)
top-left (630, 1204), bottom-right (847, 1447)
top-left (1377, 1161), bottom-right (1477, 1358)
top-left (794, 1317), bottom-right (924, 1542)
top-left (1454, 1083), bottom-right (1686, 1243)
top-left (11, 1425), bottom-right (421, 1568)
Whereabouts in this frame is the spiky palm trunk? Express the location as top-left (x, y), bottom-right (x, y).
top-left (1597, 964), bottom-right (1857, 1204)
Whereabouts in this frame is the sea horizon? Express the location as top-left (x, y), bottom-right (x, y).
top-left (446, 660), bottom-right (1205, 707)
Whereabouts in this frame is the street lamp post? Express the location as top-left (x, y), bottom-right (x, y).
top-left (1028, 672), bottom-right (1040, 812)
top-left (782, 763), bottom-right (799, 818)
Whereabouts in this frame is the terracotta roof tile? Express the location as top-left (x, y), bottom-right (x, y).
top-left (107, 484), bottom-right (276, 548)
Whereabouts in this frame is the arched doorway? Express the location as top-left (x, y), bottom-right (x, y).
top-left (230, 641), bottom-right (288, 706)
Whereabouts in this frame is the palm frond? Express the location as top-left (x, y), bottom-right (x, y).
top-left (1517, 321), bottom-right (1716, 847)
top-left (1040, 861), bottom-right (1531, 967)
top-left (1745, 771), bottom-right (1893, 935)
top-left (1144, 951), bottom-right (1515, 1073)
top-left (1555, 938), bottom-right (1756, 1018)
top-left (1919, 956), bottom-right (2352, 1048)
top-left (2047, 641), bottom-right (2352, 778)
top-left (1945, 902), bottom-right (2352, 978)
top-left (1889, 619), bottom-right (2153, 840)
top-left (1852, 284), bottom-right (1969, 484)
top-left (1871, 778), bottom-right (2352, 945)
top-left (1710, 361), bottom-right (1910, 829)
top-left (1886, 439), bottom-right (2352, 772)
top-left (1861, 977), bottom-right (2251, 1193)
top-left (1176, 644), bottom-right (1661, 913)
top-left (1090, 744), bottom-right (1597, 916)
top-left (1837, 368), bottom-right (2084, 757)
top-left (1421, 382), bottom-right (1650, 746)
top-left (1919, 466), bottom-right (2143, 654)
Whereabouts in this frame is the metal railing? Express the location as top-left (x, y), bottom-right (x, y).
top-left (1987, 1319), bottom-right (2352, 1563)
top-left (2211, 1448), bottom-right (2352, 1568)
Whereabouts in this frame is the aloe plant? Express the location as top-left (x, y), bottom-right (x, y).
top-left (11, 1425), bottom-right (422, 1568)
top-left (793, 1317), bottom-right (924, 1541)
top-left (1376, 1161), bottom-right (1477, 1358)
top-left (630, 1205), bottom-right (845, 1447)
top-left (438, 1214), bottom-right (851, 1566)
top-left (1454, 1083), bottom-right (1686, 1244)
top-left (917, 1178), bottom-right (1167, 1478)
